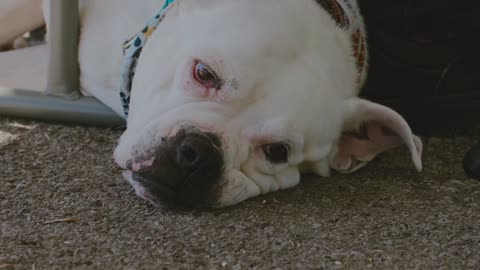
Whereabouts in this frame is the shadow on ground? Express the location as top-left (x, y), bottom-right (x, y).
top-left (1, 118), bottom-right (479, 269)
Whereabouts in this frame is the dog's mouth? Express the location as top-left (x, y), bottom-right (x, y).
top-left (123, 171), bottom-right (162, 207)
top-left (124, 170), bottom-right (185, 208)
top-left (123, 169), bottom-right (225, 209)
top-left (121, 126), bottom-right (226, 209)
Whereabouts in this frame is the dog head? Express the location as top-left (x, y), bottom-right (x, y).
top-left (113, 0), bottom-right (422, 208)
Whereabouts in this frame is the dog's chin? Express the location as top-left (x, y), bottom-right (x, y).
top-left (122, 171), bottom-right (166, 208)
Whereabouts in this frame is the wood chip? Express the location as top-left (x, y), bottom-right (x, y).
top-left (43, 217), bottom-right (79, 224)
top-left (0, 264), bottom-right (14, 269)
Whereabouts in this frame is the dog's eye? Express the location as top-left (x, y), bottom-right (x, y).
top-left (194, 61), bottom-right (222, 88)
top-left (262, 143), bottom-right (291, 164)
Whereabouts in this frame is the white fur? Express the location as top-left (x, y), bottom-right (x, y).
top-left (0, 0), bottom-right (44, 47)
top-left (0, 0), bottom-right (422, 207)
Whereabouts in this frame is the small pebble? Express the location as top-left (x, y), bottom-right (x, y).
top-left (463, 144), bottom-right (480, 180)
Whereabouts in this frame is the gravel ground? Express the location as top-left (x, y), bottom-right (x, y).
top-left (1, 117), bottom-right (479, 269)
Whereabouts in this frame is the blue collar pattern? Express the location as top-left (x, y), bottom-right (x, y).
top-left (119, 0), bottom-right (176, 118)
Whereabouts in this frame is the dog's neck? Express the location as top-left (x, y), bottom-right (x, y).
top-left (316, 0), bottom-right (367, 82)
top-left (118, 0), bottom-right (367, 119)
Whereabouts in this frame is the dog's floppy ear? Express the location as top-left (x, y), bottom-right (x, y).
top-left (330, 98), bottom-right (423, 173)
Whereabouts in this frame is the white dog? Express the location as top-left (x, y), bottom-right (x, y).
top-left (0, 0), bottom-right (422, 208)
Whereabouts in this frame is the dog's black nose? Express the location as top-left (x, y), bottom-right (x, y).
top-left (175, 131), bottom-right (223, 177)
top-left (177, 136), bottom-right (209, 172)
top-left (132, 129), bottom-right (224, 208)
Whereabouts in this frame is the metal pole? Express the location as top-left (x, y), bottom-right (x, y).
top-left (0, 88), bottom-right (125, 127)
top-left (0, 0), bottom-right (126, 127)
top-left (46, 0), bottom-right (80, 99)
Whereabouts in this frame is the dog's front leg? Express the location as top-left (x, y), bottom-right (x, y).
top-left (0, 0), bottom-right (45, 47)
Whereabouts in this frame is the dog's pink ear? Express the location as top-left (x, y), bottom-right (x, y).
top-left (330, 98), bottom-right (423, 173)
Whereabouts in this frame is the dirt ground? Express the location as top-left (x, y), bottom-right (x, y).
top-left (1, 117), bottom-right (479, 269)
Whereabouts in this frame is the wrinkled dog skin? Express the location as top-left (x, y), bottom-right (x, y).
top-left (1, 0), bottom-right (422, 208)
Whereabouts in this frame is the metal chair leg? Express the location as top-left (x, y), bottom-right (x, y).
top-left (0, 0), bottom-right (125, 127)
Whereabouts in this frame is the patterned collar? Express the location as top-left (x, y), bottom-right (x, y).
top-left (119, 0), bottom-right (176, 117)
top-left (316, 0), bottom-right (368, 84)
top-left (119, 0), bottom-right (367, 118)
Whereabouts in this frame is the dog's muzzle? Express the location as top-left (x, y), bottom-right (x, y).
top-left (126, 128), bottom-right (224, 208)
